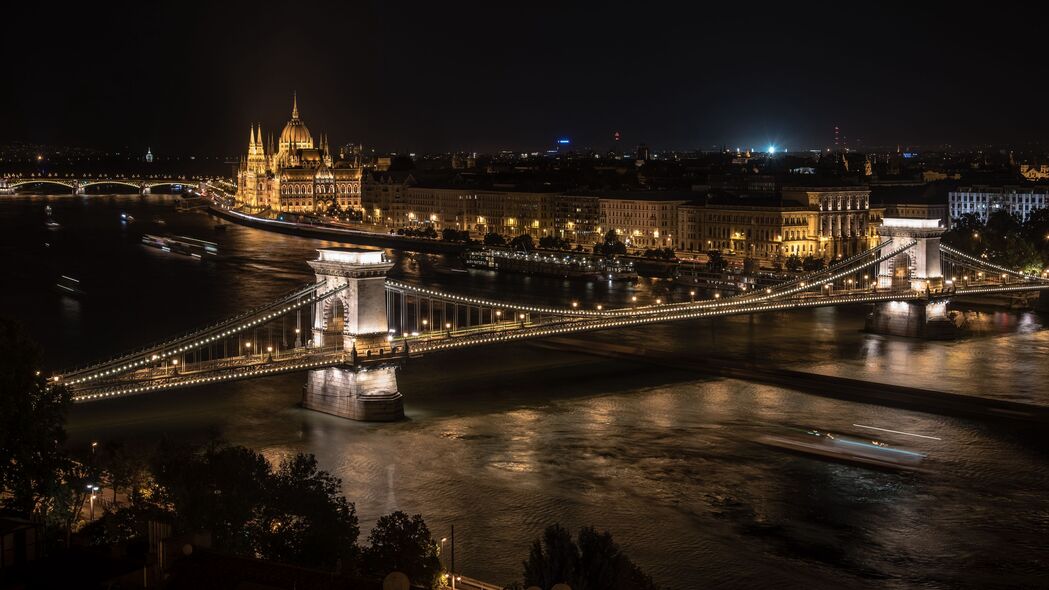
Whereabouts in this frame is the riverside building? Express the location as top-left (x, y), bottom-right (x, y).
top-left (235, 94), bottom-right (363, 214)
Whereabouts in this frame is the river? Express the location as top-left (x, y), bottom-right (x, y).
top-left (2, 193), bottom-right (1048, 589)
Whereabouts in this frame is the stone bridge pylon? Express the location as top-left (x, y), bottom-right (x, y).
top-left (303, 248), bottom-right (404, 421)
top-left (867, 218), bottom-right (954, 338)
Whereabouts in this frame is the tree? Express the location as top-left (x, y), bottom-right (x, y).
top-left (801, 255), bottom-right (825, 272)
top-left (785, 254), bottom-right (802, 272)
top-left (509, 234), bottom-right (535, 252)
top-left (96, 440), bottom-right (147, 506)
top-left (539, 235), bottom-right (570, 250)
top-left (595, 230), bottom-right (627, 256)
top-left (150, 441), bottom-right (272, 555)
top-left (577, 526), bottom-right (658, 590)
top-left (522, 524), bottom-right (579, 590)
top-left (149, 442), bottom-right (360, 570)
top-left (522, 525), bottom-right (659, 590)
top-left (706, 250), bottom-right (727, 273)
top-left (484, 232), bottom-right (506, 246)
top-left (364, 511), bottom-right (441, 587)
top-left (253, 453), bottom-right (360, 570)
top-left (0, 319), bottom-right (72, 517)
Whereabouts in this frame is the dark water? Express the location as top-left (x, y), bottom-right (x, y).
top-left (3, 194), bottom-right (1049, 589)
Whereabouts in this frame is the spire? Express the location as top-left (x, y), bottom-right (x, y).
top-left (256, 124), bottom-right (263, 154)
top-left (292, 92), bottom-right (299, 119)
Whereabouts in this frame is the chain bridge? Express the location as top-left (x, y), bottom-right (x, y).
top-left (53, 218), bottom-right (1049, 421)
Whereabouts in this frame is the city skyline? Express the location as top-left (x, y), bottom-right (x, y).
top-left (5, 2), bottom-right (1049, 155)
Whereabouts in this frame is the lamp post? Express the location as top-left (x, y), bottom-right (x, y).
top-left (88, 485), bottom-right (100, 520)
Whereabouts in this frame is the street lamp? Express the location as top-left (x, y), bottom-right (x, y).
top-left (88, 484), bottom-right (100, 520)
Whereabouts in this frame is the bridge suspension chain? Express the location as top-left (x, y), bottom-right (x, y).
top-left (940, 245), bottom-right (1048, 282)
top-left (61, 281), bottom-right (346, 386)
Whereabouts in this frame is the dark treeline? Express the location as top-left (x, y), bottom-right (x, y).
top-left (943, 209), bottom-right (1049, 274)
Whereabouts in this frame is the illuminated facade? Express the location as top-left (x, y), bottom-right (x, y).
top-left (236, 95), bottom-right (362, 214)
top-left (361, 175), bottom-right (600, 243)
top-left (948, 185), bottom-right (1049, 223)
top-left (598, 197), bottom-right (685, 249)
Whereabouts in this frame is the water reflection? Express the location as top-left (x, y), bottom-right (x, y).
top-left (2, 195), bottom-right (1048, 589)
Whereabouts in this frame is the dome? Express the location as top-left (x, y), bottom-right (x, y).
top-left (280, 119), bottom-right (313, 147)
top-left (279, 94), bottom-right (313, 148)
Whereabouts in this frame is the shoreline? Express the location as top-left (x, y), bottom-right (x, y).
top-left (208, 205), bottom-right (467, 254)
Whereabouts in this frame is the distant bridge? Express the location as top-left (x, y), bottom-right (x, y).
top-left (53, 216), bottom-right (1049, 420)
top-left (0, 176), bottom-right (213, 195)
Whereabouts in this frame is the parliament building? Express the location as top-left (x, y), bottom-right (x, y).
top-left (236, 94), bottom-right (362, 214)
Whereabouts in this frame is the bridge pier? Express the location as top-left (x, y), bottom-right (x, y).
top-left (865, 299), bottom-right (959, 339)
top-left (302, 364), bottom-right (404, 421)
top-left (140, 185), bottom-right (151, 196)
top-left (301, 248), bottom-right (404, 420)
top-left (1035, 291), bottom-right (1049, 313)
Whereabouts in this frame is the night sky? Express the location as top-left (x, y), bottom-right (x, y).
top-left (4, 2), bottom-right (1048, 155)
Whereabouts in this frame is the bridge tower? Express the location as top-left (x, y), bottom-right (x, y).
top-left (867, 218), bottom-right (957, 339)
top-left (140, 183), bottom-right (151, 196)
top-left (876, 218), bottom-right (945, 292)
top-left (72, 179), bottom-right (84, 195)
top-left (303, 247), bottom-right (403, 421)
top-left (307, 247), bottom-right (394, 350)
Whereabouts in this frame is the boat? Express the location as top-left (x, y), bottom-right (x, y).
top-left (120, 212), bottom-right (135, 223)
top-left (141, 234), bottom-right (219, 259)
top-left (56, 275), bottom-right (86, 296)
top-left (153, 217), bottom-right (167, 226)
top-left (44, 205), bottom-right (60, 228)
top-left (758, 429), bottom-right (928, 473)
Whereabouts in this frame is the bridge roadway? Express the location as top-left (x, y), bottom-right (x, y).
top-left (69, 283), bottom-right (1049, 402)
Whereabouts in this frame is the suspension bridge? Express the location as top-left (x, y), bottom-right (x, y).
top-left (54, 218), bottom-right (1049, 420)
